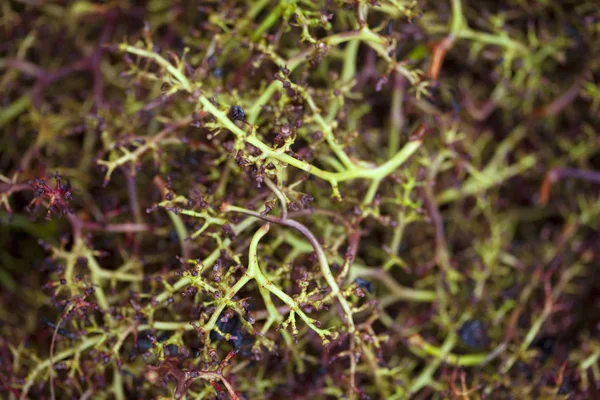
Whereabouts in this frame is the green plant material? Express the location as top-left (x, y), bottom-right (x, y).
top-left (1, 0), bottom-right (599, 399)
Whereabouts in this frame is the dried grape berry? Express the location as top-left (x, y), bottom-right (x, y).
top-left (229, 105), bottom-right (245, 121)
top-left (458, 320), bottom-right (488, 349)
top-left (210, 313), bottom-right (255, 354)
top-left (355, 278), bottom-right (374, 294)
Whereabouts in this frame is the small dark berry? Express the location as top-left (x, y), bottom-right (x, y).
top-left (213, 67), bottom-right (223, 78)
top-left (301, 195), bottom-right (314, 205)
top-left (229, 105), bottom-right (245, 121)
top-left (355, 278), bottom-right (374, 293)
top-left (458, 320), bottom-right (488, 349)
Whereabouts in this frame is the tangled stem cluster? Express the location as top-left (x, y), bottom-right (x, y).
top-left (1, 0), bottom-right (600, 399)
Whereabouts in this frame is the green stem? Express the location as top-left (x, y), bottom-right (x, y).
top-left (121, 39), bottom-right (423, 197)
top-left (407, 333), bottom-right (487, 366)
top-left (450, 0), bottom-right (464, 35)
top-left (20, 335), bottom-right (105, 400)
top-left (387, 73), bottom-right (404, 158)
top-left (251, 3), bottom-right (283, 42)
top-left (408, 333), bottom-right (457, 394)
top-left (362, 178), bottom-right (381, 205)
top-left (0, 94), bottom-right (30, 129)
top-left (352, 266), bottom-right (436, 302)
top-left (152, 217), bottom-right (256, 306)
top-left (222, 205), bottom-right (354, 333)
top-left (341, 40), bottom-right (360, 84)
top-left (118, 45), bottom-right (191, 91)
top-left (167, 211), bottom-right (190, 258)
